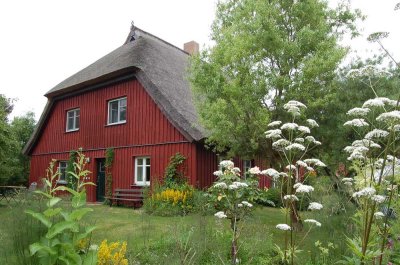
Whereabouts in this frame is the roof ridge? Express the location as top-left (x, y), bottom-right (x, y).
top-left (129, 26), bottom-right (190, 56)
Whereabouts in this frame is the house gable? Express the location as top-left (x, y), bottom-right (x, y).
top-left (30, 78), bottom-right (189, 155)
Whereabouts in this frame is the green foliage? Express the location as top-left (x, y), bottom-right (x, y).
top-left (105, 148), bottom-right (114, 199)
top-left (164, 152), bottom-right (188, 187)
top-left (189, 0), bottom-right (361, 158)
top-left (67, 150), bottom-right (78, 190)
top-left (143, 181), bottom-right (196, 216)
top-left (25, 151), bottom-right (97, 265)
top-left (0, 94), bottom-right (36, 185)
top-left (257, 187), bottom-right (282, 208)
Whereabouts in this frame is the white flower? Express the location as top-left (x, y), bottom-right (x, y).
top-left (281, 122), bottom-right (299, 131)
top-left (304, 219), bottom-right (321, 227)
top-left (314, 141), bottom-right (322, 145)
top-left (352, 187), bottom-right (376, 198)
top-left (229, 182), bottom-right (248, 190)
top-left (308, 202), bottom-right (323, 211)
top-left (365, 129), bottom-right (389, 140)
top-left (220, 160), bottom-right (234, 169)
top-left (242, 201), bottom-right (253, 207)
top-left (232, 167), bottom-right (241, 173)
top-left (213, 182), bottom-right (228, 189)
top-left (272, 139), bottom-right (290, 150)
top-left (295, 183), bottom-right (314, 193)
top-left (374, 212), bottom-right (385, 219)
top-left (307, 119), bottom-right (319, 128)
top-left (347, 107), bottom-right (371, 117)
top-left (286, 106), bottom-right (301, 116)
top-left (372, 195), bottom-right (386, 203)
top-left (344, 181), bottom-right (353, 186)
top-left (348, 151), bottom-right (366, 161)
top-left (285, 143), bottom-right (306, 151)
top-left (286, 164), bottom-right (297, 171)
top-left (265, 129), bottom-right (282, 139)
top-left (304, 159), bottom-right (326, 167)
top-left (214, 211), bottom-right (227, 219)
top-left (213, 170), bottom-right (223, 177)
top-left (342, 178), bottom-right (353, 182)
top-left (352, 139), bottom-right (381, 149)
top-left (284, 195), bottom-right (299, 201)
top-left (393, 124), bottom-right (400, 131)
top-left (276, 224), bottom-right (291, 231)
top-left (298, 126), bottom-right (311, 134)
top-left (237, 203), bottom-right (243, 208)
top-left (295, 137), bottom-right (304, 143)
top-left (363, 98), bottom-right (385, 108)
top-left (89, 244), bottom-right (99, 251)
top-left (376, 110), bottom-right (400, 123)
top-left (279, 172), bottom-right (288, 178)
top-left (249, 166), bottom-right (261, 175)
top-left (344, 119), bottom-right (369, 127)
top-left (305, 136), bottom-right (316, 143)
top-left (296, 160), bottom-right (308, 168)
top-left (268, 121), bottom-right (282, 127)
top-left (284, 100), bottom-right (307, 109)
top-left (306, 166), bottom-right (314, 171)
top-left (261, 168), bottom-right (280, 179)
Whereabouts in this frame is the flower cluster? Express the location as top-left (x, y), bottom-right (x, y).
top-left (97, 240), bottom-right (128, 265)
top-left (152, 188), bottom-right (193, 206)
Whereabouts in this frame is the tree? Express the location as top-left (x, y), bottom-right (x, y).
top-left (189, 0), bottom-right (361, 160)
top-left (0, 94), bottom-right (36, 185)
top-left (10, 111), bottom-right (36, 184)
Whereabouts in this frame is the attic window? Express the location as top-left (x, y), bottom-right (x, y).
top-left (66, 108), bottom-right (80, 132)
top-left (108, 97), bottom-right (127, 125)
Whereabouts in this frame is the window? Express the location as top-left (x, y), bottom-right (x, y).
top-left (243, 160), bottom-right (252, 179)
top-left (135, 157), bottom-right (150, 186)
top-left (58, 161), bottom-right (68, 184)
top-left (108, 97), bottom-right (126, 125)
top-left (66, 108), bottom-right (80, 132)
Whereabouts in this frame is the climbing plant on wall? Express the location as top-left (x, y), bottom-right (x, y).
top-left (105, 148), bottom-right (114, 199)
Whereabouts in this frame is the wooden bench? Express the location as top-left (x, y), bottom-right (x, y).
top-left (106, 188), bottom-right (144, 207)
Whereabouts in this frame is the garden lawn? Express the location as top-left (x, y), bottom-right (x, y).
top-left (0, 202), bottom-right (351, 264)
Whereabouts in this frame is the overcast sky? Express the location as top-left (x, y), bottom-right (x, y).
top-left (0, 0), bottom-right (399, 121)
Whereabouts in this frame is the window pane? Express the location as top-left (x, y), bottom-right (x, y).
top-left (137, 166), bottom-right (143, 181)
top-left (109, 101), bottom-right (119, 123)
top-left (146, 158), bottom-right (150, 166)
top-left (59, 162), bottom-right (67, 181)
top-left (75, 115), bottom-right (80, 129)
top-left (119, 105), bottom-right (126, 121)
top-left (137, 158), bottom-right (143, 166)
top-left (67, 116), bottom-right (74, 130)
top-left (146, 166), bottom-right (150, 182)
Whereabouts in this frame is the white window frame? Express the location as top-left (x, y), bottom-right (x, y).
top-left (107, 97), bottom-right (127, 125)
top-left (243, 160), bottom-right (252, 179)
top-left (58, 161), bottom-right (68, 184)
top-left (134, 157), bottom-right (150, 186)
top-left (66, 108), bottom-right (80, 132)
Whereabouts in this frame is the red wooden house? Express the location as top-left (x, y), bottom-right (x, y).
top-left (23, 25), bottom-right (271, 202)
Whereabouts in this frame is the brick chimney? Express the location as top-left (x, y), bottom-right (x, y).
top-left (183, 41), bottom-right (199, 55)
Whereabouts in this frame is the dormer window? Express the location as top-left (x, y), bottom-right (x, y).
top-left (66, 108), bottom-right (80, 132)
top-left (108, 97), bottom-right (127, 125)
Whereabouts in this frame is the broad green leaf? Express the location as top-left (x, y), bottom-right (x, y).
top-left (70, 208), bottom-right (93, 221)
top-left (82, 250), bottom-right (98, 265)
top-left (25, 210), bottom-right (52, 228)
top-left (53, 186), bottom-right (79, 196)
top-left (44, 207), bottom-right (62, 218)
top-left (29, 242), bottom-right (56, 256)
top-left (75, 225), bottom-right (97, 242)
top-left (72, 192), bottom-right (87, 208)
top-left (47, 197), bottom-right (62, 207)
top-left (46, 221), bottom-right (78, 239)
top-left (34, 190), bottom-right (53, 199)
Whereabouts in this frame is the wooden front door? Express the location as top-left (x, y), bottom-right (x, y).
top-left (96, 159), bottom-right (106, 202)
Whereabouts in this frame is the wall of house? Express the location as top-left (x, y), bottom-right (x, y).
top-left (29, 78), bottom-right (211, 201)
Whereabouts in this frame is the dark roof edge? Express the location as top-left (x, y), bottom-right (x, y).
top-left (45, 67), bottom-right (140, 98)
top-left (132, 26), bottom-right (191, 56)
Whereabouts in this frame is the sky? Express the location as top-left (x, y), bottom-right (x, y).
top-left (0, 0), bottom-right (399, 121)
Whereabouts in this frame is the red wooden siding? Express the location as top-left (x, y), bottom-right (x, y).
top-left (196, 144), bottom-right (218, 189)
top-left (31, 79), bottom-right (186, 155)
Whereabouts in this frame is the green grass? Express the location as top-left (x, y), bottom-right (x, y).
top-left (0, 201), bottom-right (352, 264)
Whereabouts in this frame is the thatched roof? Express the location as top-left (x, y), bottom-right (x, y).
top-left (23, 26), bottom-right (206, 155)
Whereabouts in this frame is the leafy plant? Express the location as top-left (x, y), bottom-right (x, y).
top-left (164, 152), bottom-right (187, 187)
top-left (105, 148), bottom-right (114, 200)
top-left (25, 150), bottom-right (98, 265)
